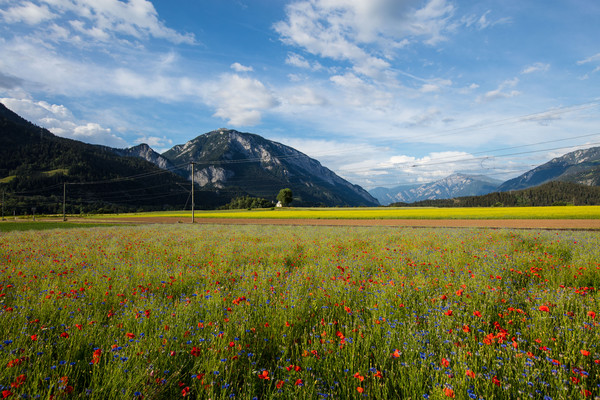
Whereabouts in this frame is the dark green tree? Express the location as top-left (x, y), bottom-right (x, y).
top-left (277, 188), bottom-right (293, 206)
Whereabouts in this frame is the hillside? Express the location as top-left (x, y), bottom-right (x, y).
top-left (0, 104), bottom-right (377, 213)
top-left (0, 104), bottom-right (225, 214)
top-left (391, 181), bottom-right (600, 207)
top-left (498, 147), bottom-right (600, 191)
top-left (159, 128), bottom-right (379, 207)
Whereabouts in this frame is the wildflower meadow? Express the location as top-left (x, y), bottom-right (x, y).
top-left (0, 224), bottom-right (598, 399)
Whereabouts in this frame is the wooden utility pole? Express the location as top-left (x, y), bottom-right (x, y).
top-left (191, 162), bottom-right (195, 224)
top-left (63, 183), bottom-right (66, 222)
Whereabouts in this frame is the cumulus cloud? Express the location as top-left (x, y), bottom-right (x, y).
top-left (0, 1), bottom-right (57, 25)
top-left (380, 151), bottom-right (479, 181)
top-left (208, 74), bottom-right (279, 126)
top-left (274, 0), bottom-right (455, 79)
top-left (230, 63), bottom-right (253, 72)
top-left (0, 97), bottom-right (128, 147)
top-left (0, 38), bottom-right (206, 101)
top-left (1, 0), bottom-right (195, 45)
top-left (286, 52), bottom-right (311, 69)
top-left (285, 52), bottom-right (323, 71)
top-left (134, 135), bottom-right (173, 149)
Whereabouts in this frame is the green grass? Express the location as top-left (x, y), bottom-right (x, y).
top-left (0, 221), bottom-right (120, 232)
top-left (42, 168), bottom-right (68, 177)
top-left (0, 224), bottom-right (598, 399)
top-left (98, 205), bottom-right (600, 220)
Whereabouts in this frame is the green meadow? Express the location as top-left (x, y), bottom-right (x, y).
top-left (0, 224), bottom-right (598, 399)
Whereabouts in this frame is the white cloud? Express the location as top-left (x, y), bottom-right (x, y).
top-left (330, 72), bottom-right (393, 107)
top-left (458, 82), bottom-right (479, 94)
top-left (274, 0), bottom-right (455, 79)
top-left (134, 135), bottom-right (173, 149)
top-left (286, 86), bottom-right (327, 106)
top-left (0, 97), bottom-right (127, 147)
top-left (0, 1), bottom-right (56, 25)
top-left (478, 78), bottom-right (520, 102)
top-left (285, 52), bottom-right (323, 71)
top-left (231, 62), bottom-right (253, 72)
top-left (380, 151), bottom-right (478, 181)
top-left (0, 38), bottom-right (206, 101)
top-left (521, 62), bottom-right (550, 74)
top-left (286, 52), bottom-right (311, 69)
top-left (3, 0), bottom-right (196, 45)
top-left (419, 78), bottom-right (451, 93)
top-left (462, 10), bottom-right (511, 30)
top-left (577, 52), bottom-right (600, 65)
top-left (208, 74), bottom-right (279, 126)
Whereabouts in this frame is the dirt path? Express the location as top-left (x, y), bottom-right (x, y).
top-left (83, 217), bottom-right (600, 230)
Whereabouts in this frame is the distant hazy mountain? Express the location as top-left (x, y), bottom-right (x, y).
top-left (370, 173), bottom-right (502, 205)
top-left (498, 147), bottom-right (600, 192)
top-left (159, 128), bottom-right (379, 207)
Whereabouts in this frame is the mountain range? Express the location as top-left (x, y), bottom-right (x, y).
top-left (2, 101), bottom-right (600, 212)
top-left (369, 174), bottom-right (502, 205)
top-left (0, 104), bottom-right (378, 213)
top-left (370, 148), bottom-right (600, 205)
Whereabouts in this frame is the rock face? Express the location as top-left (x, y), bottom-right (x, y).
top-left (370, 174), bottom-right (501, 205)
top-left (113, 144), bottom-right (175, 170)
top-left (497, 147), bottom-right (600, 191)
top-left (159, 128), bottom-right (379, 207)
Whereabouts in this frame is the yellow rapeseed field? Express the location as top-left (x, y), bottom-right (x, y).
top-left (106, 205), bottom-right (600, 220)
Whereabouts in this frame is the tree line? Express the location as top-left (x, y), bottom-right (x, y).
top-left (390, 181), bottom-right (600, 207)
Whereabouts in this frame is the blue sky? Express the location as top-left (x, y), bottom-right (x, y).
top-left (1, 0), bottom-right (599, 189)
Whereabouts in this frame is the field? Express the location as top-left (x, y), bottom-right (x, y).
top-left (1, 224), bottom-right (599, 399)
top-left (87, 205), bottom-right (600, 220)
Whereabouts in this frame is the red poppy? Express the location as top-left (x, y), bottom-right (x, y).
top-left (126, 332), bottom-right (135, 339)
top-left (258, 370), bottom-right (270, 380)
top-left (190, 347), bottom-right (201, 357)
top-left (444, 388), bottom-right (455, 398)
top-left (276, 380), bottom-right (284, 389)
top-left (466, 370), bottom-right (475, 379)
top-left (581, 350), bottom-right (590, 356)
top-left (91, 349), bottom-right (102, 364)
top-left (441, 358), bottom-right (450, 368)
top-left (357, 387), bottom-right (364, 393)
top-left (444, 310), bottom-right (453, 316)
top-left (295, 379), bottom-right (303, 386)
top-left (538, 305), bottom-right (550, 312)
